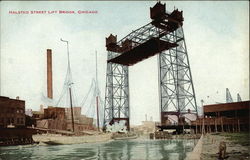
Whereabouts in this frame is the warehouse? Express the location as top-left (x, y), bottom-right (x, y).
top-left (191, 101), bottom-right (250, 133)
top-left (0, 96), bottom-right (25, 128)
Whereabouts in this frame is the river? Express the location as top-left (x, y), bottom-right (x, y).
top-left (0, 139), bottom-right (197, 160)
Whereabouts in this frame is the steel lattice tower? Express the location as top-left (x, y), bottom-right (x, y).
top-left (104, 2), bottom-right (198, 130)
top-left (104, 46), bottom-right (130, 130)
top-left (159, 26), bottom-right (198, 119)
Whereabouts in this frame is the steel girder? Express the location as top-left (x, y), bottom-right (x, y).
top-left (159, 27), bottom-right (198, 114)
top-left (104, 50), bottom-right (129, 128)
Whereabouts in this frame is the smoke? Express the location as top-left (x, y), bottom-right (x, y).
top-left (41, 93), bottom-right (55, 107)
top-left (106, 120), bottom-right (127, 133)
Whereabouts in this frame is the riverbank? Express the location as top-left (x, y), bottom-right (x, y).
top-left (33, 133), bottom-right (112, 145)
top-left (201, 132), bottom-right (250, 160)
top-left (185, 135), bottom-right (203, 160)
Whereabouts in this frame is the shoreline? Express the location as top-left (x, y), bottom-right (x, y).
top-left (185, 134), bottom-right (203, 160)
top-left (201, 132), bottom-right (250, 160)
top-left (184, 132), bottom-right (250, 160)
top-left (33, 133), bottom-right (112, 145)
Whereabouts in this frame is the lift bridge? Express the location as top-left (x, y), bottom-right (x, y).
top-left (104, 2), bottom-right (198, 131)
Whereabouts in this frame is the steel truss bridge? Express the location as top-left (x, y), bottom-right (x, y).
top-left (104, 2), bottom-right (198, 130)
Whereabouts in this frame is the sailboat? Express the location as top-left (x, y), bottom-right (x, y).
top-left (56, 42), bottom-right (103, 133)
top-left (58, 38), bottom-right (75, 132)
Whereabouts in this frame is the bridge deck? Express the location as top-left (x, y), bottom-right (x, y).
top-left (108, 38), bottom-right (177, 66)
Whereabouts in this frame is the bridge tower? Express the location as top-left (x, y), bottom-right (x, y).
top-left (104, 2), bottom-right (198, 130)
top-left (154, 4), bottom-right (198, 124)
top-left (104, 35), bottom-right (130, 130)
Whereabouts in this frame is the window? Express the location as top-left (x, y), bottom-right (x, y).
top-left (20, 118), bottom-right (24, 124)
top-left (7, 118), bottom-right (11, 124)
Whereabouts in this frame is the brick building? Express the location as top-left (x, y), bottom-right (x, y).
top-left (44, 106), bottom-right (65, 119)
top-left (36, 106), bottom-right (67, 130)
top-left (0, 96), bottom-right (26, 128)
top-left (36, 106), bottom-right (94, 132)
top-left (65, 107), bottom-right (94, 132)
top-left (31, 105), bottom-right (45, 120)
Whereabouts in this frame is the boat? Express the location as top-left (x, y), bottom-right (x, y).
top-left (113, 135), bottom-right (138, 140)
top-left (43, 141), bottom-right (63, 145)
top-left (112, 133), bottom-right (138, 140)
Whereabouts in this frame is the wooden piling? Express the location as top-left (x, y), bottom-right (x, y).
top-left (215, 118), bottom-right (217, 133)
top-left (196, 121), bottom-right (197, 134)
top-left (221, 117), bottom-right (224, 132)
top-left (238, 119), bottom-right (240, 132)
top-left (200, 119), bottom-right (202, 133)
top-left (209, 121), bottom-right (212, 133)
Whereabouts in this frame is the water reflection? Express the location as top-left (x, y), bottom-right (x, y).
top-left (0, 139), bottom-right (197, 160)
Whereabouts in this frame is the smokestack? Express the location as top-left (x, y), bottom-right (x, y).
top-left (47, 49), bottom-right (53, 99)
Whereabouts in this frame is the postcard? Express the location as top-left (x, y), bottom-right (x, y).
top-left (0, 1), bottom-right (249, 160)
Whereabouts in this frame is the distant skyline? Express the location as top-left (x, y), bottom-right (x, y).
top-left (0, 1), bottom-right (249, 125)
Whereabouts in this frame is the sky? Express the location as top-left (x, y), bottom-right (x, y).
top-left (0, 1), bottom-right (249, 125)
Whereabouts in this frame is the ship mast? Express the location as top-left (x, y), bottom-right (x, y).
top-left (95, 51), bottom-right (100, 131)
top-left (60, 38), bottom-right (75, 132)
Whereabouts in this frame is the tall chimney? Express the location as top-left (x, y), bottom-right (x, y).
top-left (47, 49), bottom-right (53, 99)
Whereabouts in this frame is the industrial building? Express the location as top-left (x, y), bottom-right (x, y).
top-left (131, 120), bottom-right (157, 135)
top-left (0, 96), bottom-right (37, 145)
top-left (36, 106), bottom-right (67, 130)
top-left (65, 107), bottom-right (94, 132)
top-left (191, 101), bottom-right (250, 133)
top-left (0, 96), bottom-right (25, 128)
top-left (36, 106), bottom-right (94, 132)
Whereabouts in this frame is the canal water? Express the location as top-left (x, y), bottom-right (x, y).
top-left (0, 139), bottom-right (197, 160)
